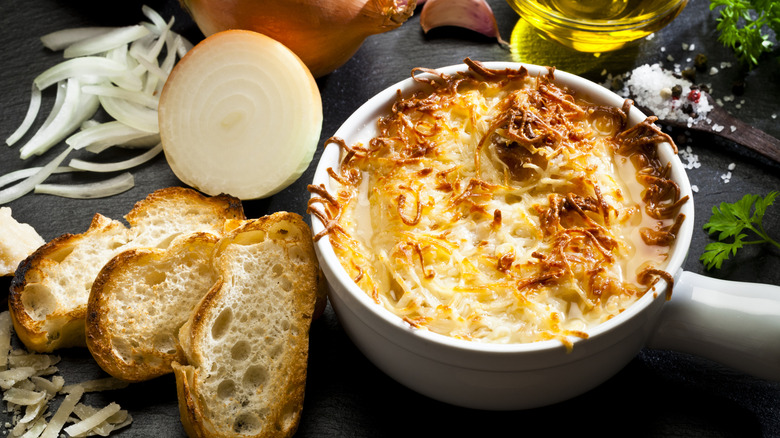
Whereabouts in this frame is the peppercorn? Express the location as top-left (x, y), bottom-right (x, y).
top-left (681, 67), bottom-right (696, 82)
top-left (611, 76), bottom-right (624, 91)
top-left (694, 53), bottom-right (708, 70)
top-left (671, 84), bottom-right (682, 98)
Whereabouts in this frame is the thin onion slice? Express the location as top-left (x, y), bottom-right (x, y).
top-left (158, 30), bottom-right (323, 199)
top-left (33, 57), bottom-right (127, 90)
top-left (18, 79), bottom-right (100, 159)
top-left (66, 120), bottom-right (155, 150)
top-left (63, 25), bottom-right (150, 58)
top-left (5, 85), bottom-right (42, 146)
top-left (68, 143), bottom-right (162, 172)
top-left (0, 167), bottom-right (77, 189)
top-left (40, 27), bottom-right (114, 51)
top-left (98, 95), bottom-right (159, 133)
top-left (80, 84), bottom-right (159, 109)
top-left (85, 133), bottom-right (160, 153)
top-left (34, 172), bottom-right (134, 199)
top-left (0, 147), bottom-right (73, 205)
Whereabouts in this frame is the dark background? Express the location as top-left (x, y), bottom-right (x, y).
top-left (1, 0), bottom-right (778, 436)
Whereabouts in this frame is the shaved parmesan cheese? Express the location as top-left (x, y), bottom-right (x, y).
top-left (0, 208), bottom-right (45, 277)
top-left (63, 402), bottom-right (121, 437)
top-left (0, 311), bottom-right (133, 437)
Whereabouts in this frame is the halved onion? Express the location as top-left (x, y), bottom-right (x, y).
top-left (158, 30), bottom-right (323, 200)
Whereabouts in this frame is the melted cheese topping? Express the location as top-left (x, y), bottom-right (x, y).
top-left (311, 62), bottom-right (686, 346)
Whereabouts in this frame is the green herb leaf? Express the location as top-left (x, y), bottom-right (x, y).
top-left (700, 191), bottom-right (780, 270)
top-left (709, 0), bottom-right (780, 69)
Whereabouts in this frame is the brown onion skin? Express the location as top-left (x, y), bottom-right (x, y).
top-left (179, 0), bottom-right (417, 77)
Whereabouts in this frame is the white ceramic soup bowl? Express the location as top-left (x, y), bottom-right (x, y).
top-left (309, 62), bottom-right (780, 410)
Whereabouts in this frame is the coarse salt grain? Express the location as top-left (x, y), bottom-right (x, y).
top-left (678, 146), bottom-right (701, 170)
top-left (721, 171), bottom-right (732, 183)
top-left (691, 185), bottom-right (699, 192)
top-left (610, 63), bottom-right (713, 124)
top-left (728, 162), bottom-right (736, 170)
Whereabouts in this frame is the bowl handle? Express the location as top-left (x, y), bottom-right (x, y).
top-left (647, 270), bottom-right (780, 381)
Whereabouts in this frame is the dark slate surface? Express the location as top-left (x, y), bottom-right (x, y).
top-left (0, 0), bottom-right (778, 436)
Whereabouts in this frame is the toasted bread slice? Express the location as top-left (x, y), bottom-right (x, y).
top-left (86, 232), bottom-right (220, 382)
top-left (173, 212), bottom-right (321, 438)
top-left (9, 187), bottom-right (244, 352)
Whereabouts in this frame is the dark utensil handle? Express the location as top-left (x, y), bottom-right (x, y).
top-left (708, 105), bottom-right (780, 164)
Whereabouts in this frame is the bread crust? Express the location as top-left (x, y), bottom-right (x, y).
top-left (8, 187), bottom-right (245, 353)
top-left (174, 212), bottom-right (321, 438)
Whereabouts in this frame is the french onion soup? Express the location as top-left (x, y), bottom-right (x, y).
top-left (309, 60), bottom-right (688, 348)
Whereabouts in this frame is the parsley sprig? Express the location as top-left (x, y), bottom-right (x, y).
top-left (709, 0), bottom-right (780, 69)
top-left (700, 191), bottom-right (780, 270)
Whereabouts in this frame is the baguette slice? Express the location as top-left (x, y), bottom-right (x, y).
top-left (9, 187), bottom-right (245, 353)
top-left (86, 232), bottom-right (220, 382)
top-left (173, 212), bottom-right (321, 438)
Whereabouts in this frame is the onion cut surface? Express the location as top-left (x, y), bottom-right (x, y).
top-left (158, 30), bottom-right (323, 200)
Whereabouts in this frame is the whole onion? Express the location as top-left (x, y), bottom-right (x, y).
top-left (179, 0), bottom-right (418, 77)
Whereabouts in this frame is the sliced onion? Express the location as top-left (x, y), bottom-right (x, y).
top-left (0, 166), bottom-right (77, 190)
top-left (86, 133), bottom-right (160, 153)
top-left (142, 5), bottom-right (169, 32)
top-left (131, 16), bottom-right (173, 64)
top-left (63, 25), bottom-right (150, 58)
top-left (3, 6), bottom-right (192, 202)
top-left (34, 172), bottom-right (134, 199)
top-left (33, 57), bottom-right (127, 90)
top-left (65, 120), bottom-right (157, 150)
top-left (67, 143), bottom-right (162, 172)
top-left (98, 95), bottom-right (159, 133)
top-left (40, 27), bottom-right (114, 51)
top-left (39, 81), bottom-right (70, 133)
top-left (0, 147), bottom-right (73, 205)
top-left (18, 79), bottom-right (93, 159)
top-left (19, 92), bottom-right (100, 159)
top-left (5, 85), bottom-right (42, 146)
top-left (80, 84), bottom-right (159, 109)
top-left (131, 52), bottom-right (168, 82)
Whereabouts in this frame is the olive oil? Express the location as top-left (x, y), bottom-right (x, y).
top-left (507, 0), bottom-right (688, 52)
